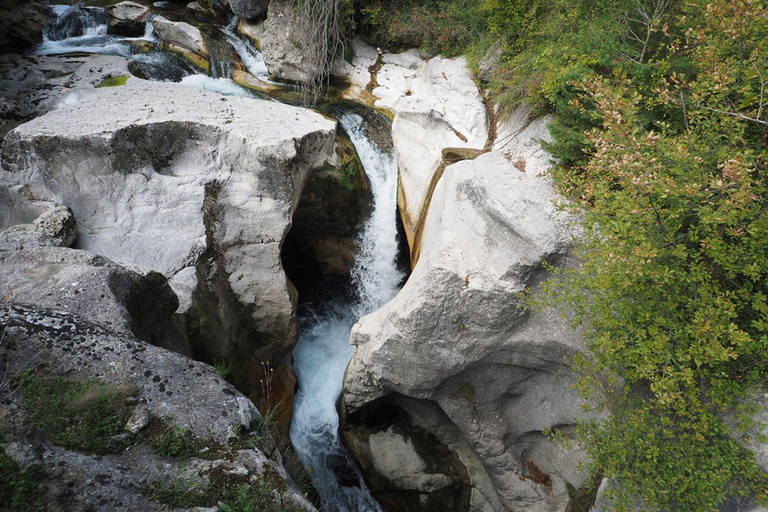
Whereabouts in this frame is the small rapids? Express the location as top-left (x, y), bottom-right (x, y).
top-left (289, 111), bottom-right (404, 511)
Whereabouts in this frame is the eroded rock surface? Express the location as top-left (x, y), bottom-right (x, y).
top-left (0, 73), bottom-right (337, 396)
top-left (256, 0), bottom-right (322, 83)
top-left (0, 302), bottom-right (315, 511)
top-left (344, 141), bottom-right (589, 511)
top-left (333, 49), bottom-right (489, 256)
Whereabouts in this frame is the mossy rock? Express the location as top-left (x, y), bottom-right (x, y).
top-left (96, 75), bottom-right (130, 88)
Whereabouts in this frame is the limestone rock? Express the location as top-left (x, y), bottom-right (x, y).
top-left (125, 405), bottom-right (151, 434)
top-left (386, 56), bottom-right (489, 253)
top-left (258, 0), bottom-right (322, 83)
top-left (493, 105), bottom-right (555, 178)
top-left (152, 15), bottom-right (209, 70)
top-left (0, 206), bottom-right (77, 250)
top-left (0, 76), bottom-right (337, 396)
top-left (344, 150), bottom-right (588, 511)
top-left (229, 0), bottom-right (269, 19)
top-left (3, 304), bottom-right (259, 444)
top-left (0, 247), bottom-right (183, 350)
top-left (0, 0), bottom-right (48, 50)
top-left (341, 51), bottom-right (491, 255)
top-left (331, 38), bottom-right (379, 101)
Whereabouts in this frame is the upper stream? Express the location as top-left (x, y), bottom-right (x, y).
top-left (38, 6), bottom-right (403, 511)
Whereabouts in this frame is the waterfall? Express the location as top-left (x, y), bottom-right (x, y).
top-left (289, 110), bottom-right (404, 512)
top-left (220, 19), bottom-right (270, 80)
top-left (39, 4), bottom-right (156, 57)
top-left (44, 4), bottom-right (109, 41)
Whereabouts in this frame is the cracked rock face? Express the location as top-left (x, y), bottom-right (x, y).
top-left (0, 73), bottom-right (338, 396)
top-left (344, 149), bottom-right (590, 512)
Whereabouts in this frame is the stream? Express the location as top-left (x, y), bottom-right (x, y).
top-left (38, 5), bottom-right (403, 511)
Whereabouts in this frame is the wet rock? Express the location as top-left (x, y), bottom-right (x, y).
top-left (0, 0), bottom-right (48, 51)
top-left (152, 15), bottom-right (209, 70)
top-left (0, 206), bottom-right (77, 250)
top-left (229, 0), bottom-right (269, 19)
top-left (106, 1), bottom-right (150, 36)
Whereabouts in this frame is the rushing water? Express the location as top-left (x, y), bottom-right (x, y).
top-left (34, 8), bottom-right (401, 509)
top-left (289, 111), bottom-right (404, 511)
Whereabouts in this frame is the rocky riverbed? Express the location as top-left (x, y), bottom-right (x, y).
top-left (6, 2), bottom-right (760, 512)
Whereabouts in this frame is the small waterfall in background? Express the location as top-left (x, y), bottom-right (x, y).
top-left (44, 3), bottom-right (109, 41)
top-left (289, 110), bottom-right (404, 512)
top-left (221, 18), bottom-right (270, 80)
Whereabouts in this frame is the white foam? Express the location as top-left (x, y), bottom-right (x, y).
top-left (290, 111), bottom-right (403, 512)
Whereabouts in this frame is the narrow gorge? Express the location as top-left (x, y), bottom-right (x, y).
top-left (1, 1), bottom-right (766, 512)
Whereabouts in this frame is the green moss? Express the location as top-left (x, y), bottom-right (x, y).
top-left (151, 471), bottom-right (306, 512)
top-left (95, 75), bottom-right (129, 88)
top-left (17, 370), bottom-right (135, 455)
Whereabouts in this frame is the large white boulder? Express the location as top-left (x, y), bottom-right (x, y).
top-left (344, 148), bottom-right (589, 511)
top-left (0, 73), bottom-right (337, 395)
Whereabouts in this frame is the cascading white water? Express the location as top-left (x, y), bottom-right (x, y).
top-left (221, 19), bottom-right (270, 80)
top-left (290, 112), bottom-right (404, 511)
top-left (38, 4), bottom-right (156, 56)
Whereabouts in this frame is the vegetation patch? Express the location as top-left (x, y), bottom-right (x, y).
top-left (95, 75), bottom-right (129, 88)
top-left (151, 470), bottom-right (305, 512)
top-left (0, 449), bottom-right (44, 512)
top-left (17, 369), bottom-right (135, 455)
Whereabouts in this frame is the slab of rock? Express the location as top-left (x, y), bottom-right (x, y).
top-left (0, 76), bottom-right (338, 396)
top-left (344, 150), bottom-right (588, 511)
top-left (0, 206), bottom-right (77, 250)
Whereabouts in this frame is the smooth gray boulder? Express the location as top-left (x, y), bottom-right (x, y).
top-left (0, 75), bottom-right (338, 396)
top-left (344, 149), bottom-right (589, 511)
top-left (0, 206), bottom-right (77, 250)
top-left (229, 0), bottom-right (269, 19)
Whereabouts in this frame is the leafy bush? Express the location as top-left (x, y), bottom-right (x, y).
top-left (533, 0), bottom-right (768, 509)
